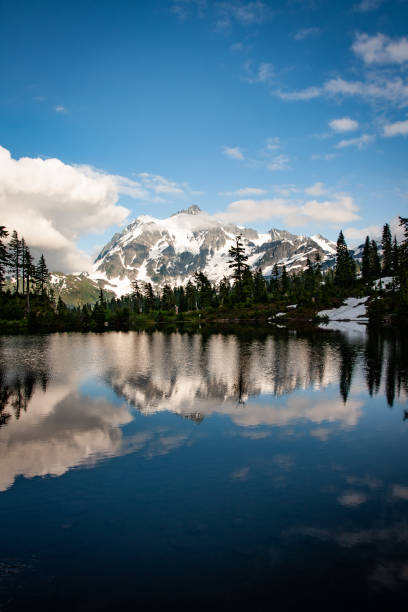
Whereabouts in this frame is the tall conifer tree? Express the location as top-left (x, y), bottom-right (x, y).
top-left (381, 223), bottom-right (393, 276)
top-left (0, 226), bottom-right (9, 292)
top-left (9, 230), bottom-right (21, 293)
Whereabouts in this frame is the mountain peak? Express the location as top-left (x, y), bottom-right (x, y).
top-left (172, 204), bottom-right (202, 216)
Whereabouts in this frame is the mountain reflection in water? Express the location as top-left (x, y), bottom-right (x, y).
top-left (0, 328), bottom-right (407, 492)
top-left (1, 328), bottom-right (408, 610)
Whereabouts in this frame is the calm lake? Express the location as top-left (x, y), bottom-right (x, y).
top-left (0, 327), bottom-right (407, 610)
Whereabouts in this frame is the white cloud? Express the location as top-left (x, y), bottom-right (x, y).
top-left (311, 153), bottom-right (337, 161)
top-left (336, 134), bottom-right (375, 149)
top-left (0, 146), bottom-right (132, 272)
top-left (277, 85), bottom-right (322, 101)
top-left (383, 119), bottom-right (408, 137)
top-left (0, 146), bottom-right (192, 273)
top-left (244, 61), bottom-right (274, 84)
top-left (268, 153), bottom-right (290, 171)
top-left (216, 1), bottom-right (273, 29)
top-left (329, 117), bottom-right (359, 132)
top-left (352, 33), bottom-right (408, 65)
top-left (171, 0), bottom-right (206, 21)
top-left (223, 146), bottom-right (245, 160)
top-left (294, 27), bottom-right (320, 41)
top-left (137, 172), bottom-right (184, 196)
top-left (278, 75), bottom-right (408, 107)
top-left (55, 105), bottom-right (67, 113)
top-left (344, 224), bottom-right (381, 245)
top-left (338, 491), bottom-right (367, 507)
top-left (354, 0), bottom-right (383, 12)
top-left (305, 182), bottom-right (326, 196)
top-left (266, 136), bottom-right (280, 150)
top-left (216, 192), bottom-right (360, 227)
top-left (392, 484), bottom-right (408, 500)
top-left (219, 187), bottom-right (268, 196)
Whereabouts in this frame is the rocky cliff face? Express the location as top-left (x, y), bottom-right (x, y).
top-left (91, 205), bottom-right (336, 296)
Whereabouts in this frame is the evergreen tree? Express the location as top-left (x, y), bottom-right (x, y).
top-left (218, 276), bottom-right (231, 305)
top-left (228, 234), bottom-right (249, 301)
top-left (98, 288), bottom-right (106, 307)
top-left (131, 280), bottom-right (143, 312)
top-left (335, 230), bottom-right (356, 288)
top-left (143, 282), bottom-right (155, 312)
top-left (392, 236), bottom-right (400, 281)
top-left (381, 223), bottom-right (393, 276)
top-left (9, 230), bottom-right (21, 293)
top-left (0, 226), bottom-right (9, 292)
top-left (361, 236), bottom-right (371, 284)
top-left (280, 265), bottom-right (289, 294)
top-left (398, 217), bottom-right (408, 307)
top-left (370, 240), bottom-right (381, 280)
top-left (35, 254), bottom-right (49, 295)
top-left (193, 271), bottom-right (212, 308)
top-left (254, 268), bottom-right (267, 302)
top-left (185, 280), bottom-right (197, 310)
top-left (21, 238), bottom-right (26, 294)
top-left (23, 244), bottom-right (35, 312)
top-left (241, 267), bottom-right (254, 301)
top-left (161, 284), bottom-right (174, 311)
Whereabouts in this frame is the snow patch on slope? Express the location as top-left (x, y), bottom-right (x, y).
top-left (318, 297), bottom-right (369, 322)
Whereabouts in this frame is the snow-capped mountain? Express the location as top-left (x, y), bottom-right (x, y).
top-left (91, 205), bottom-right (337, 296)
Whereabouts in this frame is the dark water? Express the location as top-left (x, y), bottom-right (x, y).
top-left (0, 326), bottom-right (407, 611)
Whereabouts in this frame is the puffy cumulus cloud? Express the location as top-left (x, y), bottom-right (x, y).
top-left (329, 117), bottom-right (359, 132)
top-left (223, 145), bottom-right (245, 160)
top-left (384, 118), bottom-right (408, 137)
top-left (352, 33), bottom-right (408, 65)
top-left (217, 193), bottom-right (360, 227)
top-left (0, 146), bottom-right (132, 272)
top-left (336, 134), bottom-right (375, 149)
top-left (0, 147), bottom-right (193, 273)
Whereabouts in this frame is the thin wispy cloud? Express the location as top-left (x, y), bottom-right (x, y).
top-left (219, 187), bottom-right (268, 196)
top-left (55, 105), bottom-right (67, 113)
top-left (278, 75), bottom-right (408, 108)
top-left (336, 134), bottom-right (375, 149)
top-left (171, 0), bottom-right (207, 21)
top-left (223, 146), bottom-right (245, 160)
top-left (354, 0), bottom-right (383, 12)
top-left (244, 60), bottom-right (274, 84)
top-left (216, 1), bottom-right (273, 29)
top-left (268, 154), bottom-right (290, 171)
top-left (294, 27), bottom-right (320, 41)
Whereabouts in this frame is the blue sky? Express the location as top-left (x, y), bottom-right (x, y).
top-left (0, 0), bottom-right (407, 271)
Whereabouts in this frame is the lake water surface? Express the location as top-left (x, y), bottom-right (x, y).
top-left (0, 327), bottom-right (407, 610)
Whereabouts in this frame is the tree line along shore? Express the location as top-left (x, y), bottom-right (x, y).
top-left (0, 218), bottom-right (407, 334)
